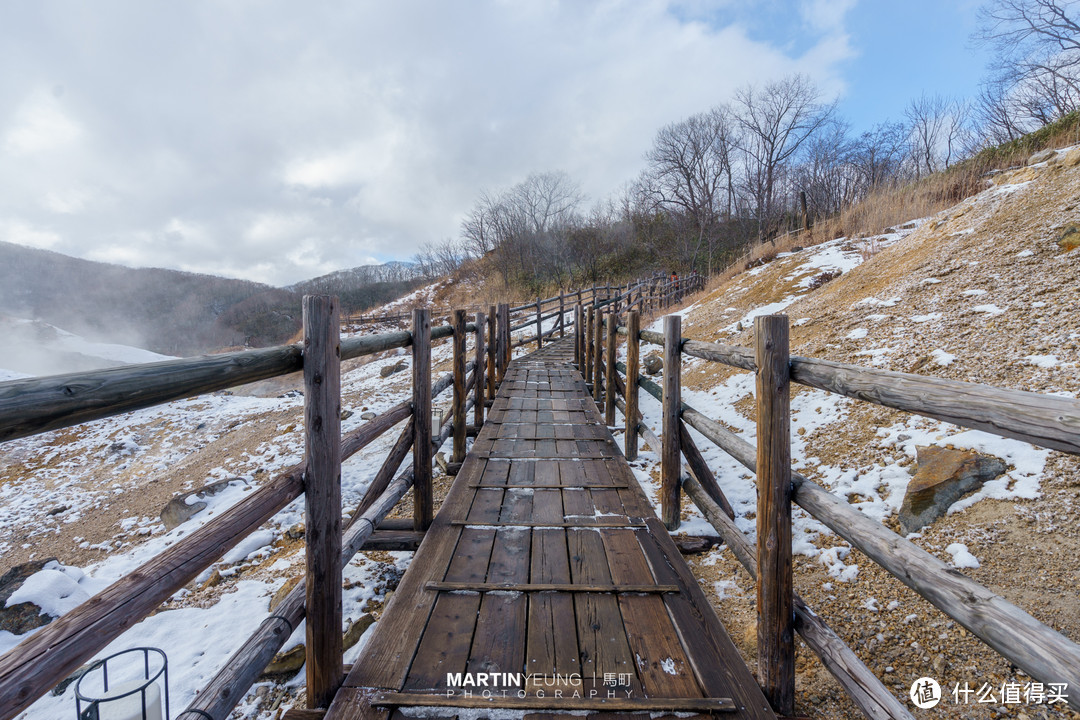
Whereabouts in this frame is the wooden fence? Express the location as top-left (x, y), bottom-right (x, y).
top-left (574, 307), bottom-right (1080, 717)
top-left (0, 272), bottom-right (702, 720)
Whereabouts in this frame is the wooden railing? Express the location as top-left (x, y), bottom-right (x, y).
top-left (0, 270), bottom-right (707, 719)
top-left (0, 298), bottom-right (521, 720)
top-left (576, 307), bottom-right (1080, 718)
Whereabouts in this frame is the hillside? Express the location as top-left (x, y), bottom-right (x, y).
top-left (652, 146), bottom-right (1080, 718)
top-left (0, 242), bottom-right (429, 359)
top-left (1, 150), bottom-right (1079, 719)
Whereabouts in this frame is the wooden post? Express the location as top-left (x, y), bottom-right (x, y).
top-left (412, 308), bottom-right (433, 531)
top-left (625, 310), bottom-right (640, 460)
top-left (574, 304), bottom-right (584, 371)
top-left (474, 311), bottom-right (486, 427)
top-left (592, 304), bottom-right (603, 402)
top-left (755, 314), bottom-right (794, 716)
top-left (584, 306), bottom-right (594, 386)
top-left (499, 303), bottom-right (511, 374)
top-left (661, 314), bottom-right (681, 531)
top-left (452, 309), bottom-right (467, 465)
top-left (604, 311), bottom-right (617, 426)
top-left (535, 297), bottom-right (543, 350)
top-left (559, 293), bottom-right (565, 338)
top-left (487, 305), bottom-right (497, 398)
top-left (302, 295), bottom-right (343, 709)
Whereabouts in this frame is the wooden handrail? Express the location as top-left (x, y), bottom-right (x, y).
top-left (0, 399), bottom-right (412, 719)
top-left (630, 331), bottom-right (1080, 456)
top-left (617, 358), bottom-right (1080, 711)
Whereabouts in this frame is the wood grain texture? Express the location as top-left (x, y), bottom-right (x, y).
top-left (682, 476), bottom-right (913, 720)
top-left (474, 312), bottom-right (486, 428)
top-left (605, 312), bottom-right (617, 427)
top-left (452, 309), bottom-right (467, 464)
top-left (303, 295), bottom-right (344, 709)
top-left (661, 315), bottom-right (682, 531)
top-left (487, 305), bottom-right (497, 398)
top-left (592, 306), bottom-right (604, 401)
top-left (754, 314), bottom-right (793, 716)
top-left (412, 308), bottom-right (433, 531)
top-left (625, 311), bottom-right (640, 461)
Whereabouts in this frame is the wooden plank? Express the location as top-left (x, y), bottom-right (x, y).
top-left (344, 462), bottom-right (481, 690)
top-left (425, 582), bottom-right (680, 593)
top-left (450, 520), bottom-right (644, 528)
top-left (661, 315), bottom-right (681, 530)
top-left (605, 311), bottom-right (618, 426)
top-left (635, 521), bottom-right (775, 720)
top-left (528, 529), bottom-right (578, 677)
top-left (370, 693), bottom-right (735, 712)
top-left (602, 529), bottom-right (702, 698)
top-left (325, 688), bottom-right (389, 720)
top-left (303, 295), bottom-right (343, 709)
top-left (467, 528), bottom-right (529, 676)
top-left (402, 593), bottom-right (482, 691)
top-left (412, 308), bottom-right (433, 531)
top-left (754, 315), bottom-right (794, 716)
top-left (568, 529), bottom-right (640, 696)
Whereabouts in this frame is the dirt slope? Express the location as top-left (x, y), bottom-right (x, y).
top-left (679, 147), bottom-right (1080, 719)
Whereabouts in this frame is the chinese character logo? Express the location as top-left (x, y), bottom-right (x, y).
top-left (910, 677), bottom-right (942, 709)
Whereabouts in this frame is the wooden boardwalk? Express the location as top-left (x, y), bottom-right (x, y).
top-left (325, 339), bottom-right (775, 720)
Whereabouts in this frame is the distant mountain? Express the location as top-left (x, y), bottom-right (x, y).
top-left (0, 242), bottom-right (429, 357)
top-left (289, 261), bottom-right (424, 314)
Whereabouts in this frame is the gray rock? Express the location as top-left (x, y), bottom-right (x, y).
top-left (160, 478), bottom-right (242, 531)
top-left (1028, 148), bottom-right (1056, 166)
top-left (0, 558), bottom-right (57, 635)
top-left (898, 446), bottom-right (1006, 534)
top-left (340, 409), bottom-right (354, 421)
top-left (380, 360), bottom-right (408, 378)
top-left (643, 353), bottom-right (663, 375)
top-left (360, 411), bottom-right (377, 421)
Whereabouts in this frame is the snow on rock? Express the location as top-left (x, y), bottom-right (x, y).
top-left (946, 543), bottom-right (980, 569)
top-left (221, 529), bottom-right (278, 564)
top-left (5, 563), bottom-right (90, 618)
top-left (1025, 354), bottom-right (1059, 368)
top-left (931, 349), bottom-right (956, 366)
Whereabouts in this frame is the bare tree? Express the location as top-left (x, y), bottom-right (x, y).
top-left (905, 94), bottom-right (971, 176)
top-left (641, 105), bottom-right (738, 273)
top-left (734, 74), bottom-right (835, 241)
top-left (975, 0), bottom-right (1080, 125)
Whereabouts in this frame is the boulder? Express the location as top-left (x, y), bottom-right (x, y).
top-left (340, 409), bottom-right (354, 421)
top-left (643, 353), bottom-right (663, 375)
top-left (1028, 148), bottom-right (1056, 165)
top-left (344, 613), bottom-right (374, 650)
top-left (380, 360), bottom-right (408, 378)
top-left (1058, 225), bottom-right (1080, 253)
top-left (898, 446), bottom-right (1006, 534)
top-left (259, 613), bottom-right (374, 679)
top-left (360, 411), bottom-right (377, 421)
top-left (0, 558), bottom-right (57, 635)
top-left (160, 478), bottom-right (240, 530)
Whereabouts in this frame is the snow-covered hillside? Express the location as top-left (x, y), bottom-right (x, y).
top-left (0, 316), bottom-right (175, 378)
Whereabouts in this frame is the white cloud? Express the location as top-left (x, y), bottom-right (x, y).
top-left (2, 91), bottom-right (83, 156)
top-left (0, 1), bottom-right (856, 286)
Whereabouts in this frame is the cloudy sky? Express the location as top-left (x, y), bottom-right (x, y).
top-left (0, 0), bottom-right (988, 286)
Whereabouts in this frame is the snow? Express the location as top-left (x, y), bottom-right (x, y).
top-left (659, 657), bottom-right (678, 675)
top-left (910, 312), bottom-right (943, 323)
top-left (1016, 249), bottom-right (1035, 258)
top-left (1025, 354), bottom-right (1059, 368)
top-left (846, 328), bottom-right (868, 340)
top-left (931, 349), bottom-right (956, 366)
top-left (972, 304), bottom-right (1005, 316)
top-left (221, 529), bottom-right (277, 564)
top-left (946, 543), bottom-right (980, 569)
top-left (5, 563), bottom-right (90, 618)
top-left (961, 289), bottom-right (988, 296)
